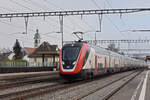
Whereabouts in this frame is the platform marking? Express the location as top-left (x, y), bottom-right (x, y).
top-left (139, 71), bottom-right (149, 100)
top-left (131, 76), bottom-right (143, 100)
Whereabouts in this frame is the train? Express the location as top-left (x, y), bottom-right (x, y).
top-left (59, 41), bottom-right (148, 80)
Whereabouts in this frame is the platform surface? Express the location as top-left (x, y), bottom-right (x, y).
top-left (0, 71), bottom-right (58, 80)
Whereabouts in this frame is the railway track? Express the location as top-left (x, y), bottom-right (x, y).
top-left (101, 71), bottom-right (143, 100)
top-left (0, 79), bottom-right (91, 100)
top-left (0, 72), bottom-right (60, 90)
top-left (74, 70), bottom-right (143, 100)
top-left (0, 75), bottom-right (60, 90)
top-left (0, 70), bottom-right (144, 100)
top-left (47, 70), bottom-right (144, 100)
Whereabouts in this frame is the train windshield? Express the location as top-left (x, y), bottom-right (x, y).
top-left (62, 46), bottom-right (81, 61)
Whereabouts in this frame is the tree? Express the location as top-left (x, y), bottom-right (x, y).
top-left (13, 39), bottom-right (23, 60)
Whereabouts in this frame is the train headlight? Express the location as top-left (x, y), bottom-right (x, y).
top-left (73, 61), bottom-right (76, 65)
top-left (62, 61), bottom-right (65, 65)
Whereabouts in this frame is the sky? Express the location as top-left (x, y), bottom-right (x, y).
top-left (0, 0), bottom-right (150, 50)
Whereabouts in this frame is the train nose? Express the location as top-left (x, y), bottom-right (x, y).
top-left (62, 61), bottom-right (75, 69)
top-left (65, 61), bottom-right (72, 65)
top-left (66, 65), bottom-right (72, 69)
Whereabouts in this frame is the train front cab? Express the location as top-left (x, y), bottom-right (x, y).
top-left (59, 43), bottom-right (90, 80)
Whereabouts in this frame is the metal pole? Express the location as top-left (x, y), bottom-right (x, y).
top-left (24, 17), bottom-right (29, 34)
top-left (59, 16), bottom-right (63, 47)
top-left (95, 32), bottom-right (97, 45)
top-left (98, 14), bottom-right (103, 32)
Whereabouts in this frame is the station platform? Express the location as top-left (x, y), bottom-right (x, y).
top-left (145, 70), bottom-right (150, 100)
top-left (0, 71), bottom-right (58, 80)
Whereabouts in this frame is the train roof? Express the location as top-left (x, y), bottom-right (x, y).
top-left (90, 44), bottom-right (145, 62)
top-left (64, 42), bottom-right (146, 62)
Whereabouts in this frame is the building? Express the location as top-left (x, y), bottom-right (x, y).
top-left (0, 51), bottom-right (13, 61)
top-left (0, 48), bottom-right (11, 54)
top-left (22, 47), bottom-right (35, 61)
top-left (29, 41), bottom-right (60, 67)
top-left (34, 29), bottom-right (41, 48)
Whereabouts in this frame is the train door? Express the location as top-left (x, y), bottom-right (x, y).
top-left (104, 57), bottom-right (107, 73)
top-left (119, 57), bottom-right (121, 71)
top-left (114, 56), bottom-right (119, 72)
top-left (109, 54), bottom-right (111, 73)
top-left (94, 55), bottom-right (98, 75)
top-left (111, 56), bottom-right (114, 72)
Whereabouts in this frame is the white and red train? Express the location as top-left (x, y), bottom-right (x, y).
top-left (59, 42), bottom-right (147, 80)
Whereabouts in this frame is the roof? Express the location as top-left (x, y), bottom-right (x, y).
top-left (29, 41), bottom-right (60, 57)
top-left (23, 47), bottom-right (35, 55)
top-left (35, 42), bottom-right (58, 52)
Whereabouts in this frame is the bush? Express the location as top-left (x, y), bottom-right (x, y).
top-left (1, 59), bottom-right (27, 62)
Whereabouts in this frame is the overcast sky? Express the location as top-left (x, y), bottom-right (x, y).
top-left (0, 0), bottom-right (150, 50)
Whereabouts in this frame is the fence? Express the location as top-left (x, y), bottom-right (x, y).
top-left (0, 61), bottom-right (59, 73)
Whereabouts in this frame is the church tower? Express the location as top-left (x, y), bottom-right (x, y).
top-left (34, 29), bottom-right (41, 48)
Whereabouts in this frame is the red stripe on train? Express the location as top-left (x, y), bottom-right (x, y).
top-left (73, 43), bottom-right (87, 74)
top-left (59, 49), bottom-right (63, 73)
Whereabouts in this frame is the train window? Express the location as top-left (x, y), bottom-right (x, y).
top-left (62, 46), bottom-right (81, 61)
top-left (83, 48), bottom-right (91, 66)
